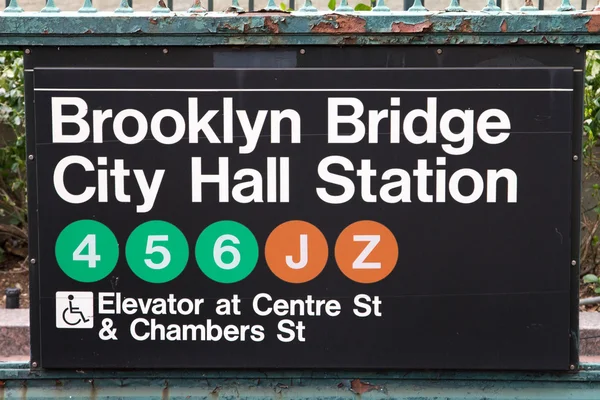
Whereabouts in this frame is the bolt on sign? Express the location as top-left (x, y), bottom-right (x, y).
top-left (26, 47), bottom-right (582, 370)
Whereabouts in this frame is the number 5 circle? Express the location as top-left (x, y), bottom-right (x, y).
top-left (126, 221), bottom-right (189, 283)
top-left (196, 221), bottom-right (258, 284)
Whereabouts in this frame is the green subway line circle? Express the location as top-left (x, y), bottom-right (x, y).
top-left (55, 220), bottom-right (119, 283)
top-left (196, 220), bottom-right (258, 284)
top-left (126, 220), bottom-right (189, 284)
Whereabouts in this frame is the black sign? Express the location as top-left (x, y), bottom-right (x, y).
top-left (27, 47), bottom-right (582, 370)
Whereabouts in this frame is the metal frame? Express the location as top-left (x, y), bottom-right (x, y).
top-left (1, 361), bottom-right (600, 398)
top-left (572, 62), bottom-right (585, 371)
top-left (21, 45), bottom-right (586, 373)
top-left (0, 12), bottom-right (598, 47)
top-left (0, 1), bottom-right (594, 397)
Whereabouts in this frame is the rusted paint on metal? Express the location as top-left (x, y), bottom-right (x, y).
top-left (585, 11), bottom-right (600, 32)
top-left (89, 379), bottom-right (97, 400)
top-left (349, 378), bottom-right (386, 395)
top-left (0, 362), bottom-right (599, 399)
top-left (311, 14), bottom-right (367, 33)
top-left (457, 18), bottom-right (473, 32)
top-left (340, 35), bottom-right (358, 44)
top-left (210, 385), bottom-right (221, 395)
top-left (161, 379), bottom-right (169, 400)
top-left (219, 22), bottom-right (237, 31)
top-left (264, 16), bottom-right (280, 33)
top-left (0, 12), bottom-right (597, 46)
top-left (20, 380), bottom-right (26, 400)
top-left (391, 20), bottom-right (432, 32)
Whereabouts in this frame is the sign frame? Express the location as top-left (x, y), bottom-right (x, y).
top-left (25, 46), bottom-right (583, 371)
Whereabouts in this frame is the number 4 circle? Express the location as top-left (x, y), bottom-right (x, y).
top-left (56, 220), bottom-right (119, 283)
top-left (73, 234), bottom-right (101, 268)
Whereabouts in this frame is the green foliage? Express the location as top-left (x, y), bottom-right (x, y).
top-left (0, 51), bottom-right (28, 256)
top-left (326, 0), bottom-right (371, 10)
top-left (583, 274), bottom-right (600, 293)
top-left (582, 51), bottom-right (600, 282)
top-left (584, 51), bottom-right (600, 165)
top-left (353, 3), bottom-right (372, 10)
top-left (279, 2), bottom-right (293, 11)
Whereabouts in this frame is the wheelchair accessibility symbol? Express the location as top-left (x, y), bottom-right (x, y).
top-left (56, 291), bottom-right (94, 329)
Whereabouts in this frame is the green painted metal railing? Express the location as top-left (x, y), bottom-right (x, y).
top-left (1, 361), bottom-right (600, 399)
top-left (0, 0), bottom-right (597, 46)
top-left (0, 0), bottom-right (593, 13)
top-left (0, 12), bottom-right (598, 46)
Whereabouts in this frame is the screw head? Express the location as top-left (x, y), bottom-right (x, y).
top-left (162, 48), bottom-right (168, 54)
top-left (573, 155), bottom-right (579, 161)
top-left (28, 154), bottom-right (34, 160)
top-left (571, 260), bottom-right (577, 266)
top-left (576, 48), bottom-right (581, 53)
top-left (436, 49), bottom-right (443, 55)
top-left (30, 258), bottom-right (36, 265)
top-left (25, 49), bottom-right (31, 55)
top-left (31, 361), bottom-right (38, 368)
top-left (300, 49), bottom-right (306, 55)
top-left (570, 364), bottom-right (576, 370)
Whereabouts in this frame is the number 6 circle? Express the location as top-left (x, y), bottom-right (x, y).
top-left (213, 234), bottom-right (241, 270)
top-left (196, 221), bottom-right (259, 284)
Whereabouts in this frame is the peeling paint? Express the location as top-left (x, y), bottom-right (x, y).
top-left (219, 22), bottom-right (238, 31)
top-left (458, 19), bottom-right (473, 33)
top-left (311, 14), bottom-right (366, 33)
top-left (391, 20), bottom-right (432, 33)
top-left (350, 378), bottom-right (385, 395)
top-left (585, 11), bottom-right (600, 32)
top-left (264, 17), bottom-right (280, 33)
top-left (340, 35), bottom-right (358, 44)
top-left (161, 380), bottom-right (169, 400)
top-left (0, 12), bottom-right (596, 46)
top-left (0, 361), bottom-right (599, 399)
top-left (89, 379), bottom-right (97, 400)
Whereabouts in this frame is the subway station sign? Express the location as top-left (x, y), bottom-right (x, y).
top-left (27, 47), bottom-right (581, 370)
